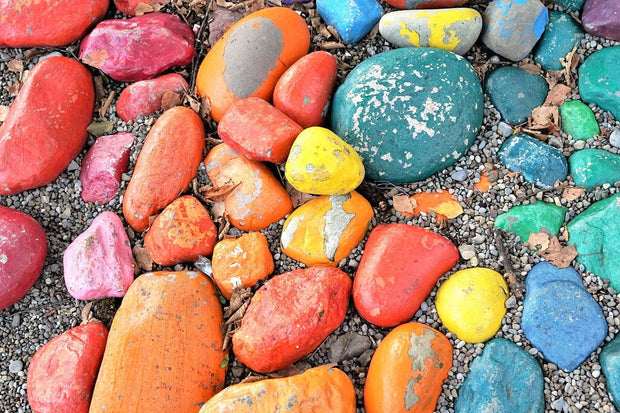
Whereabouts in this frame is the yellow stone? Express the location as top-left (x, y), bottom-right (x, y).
top-left (435, 268), bottom-right (508, 343)
top-left (285, 127), bottom-right (365, 195)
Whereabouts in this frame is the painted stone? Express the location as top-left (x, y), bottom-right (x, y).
top-left (79, 13), bottom-right (195, 82)
top-left (116, 74), bottom-right (189, 122)
top-left (579, 46), bottom-right (620, 119)
top-left (217, 97), bottom-right (302, 163)
top-left (196, 7), bottom-right (310, 122)
top-left (582, 0), bottom-right (620, 42)
top-left (494, 202), bottom-right (567, 243)
top-left (567, 192), bottom-right (620, 290)
top-left (555, 0), bottom-right (586, 11)
top-left (281, 192), bottom-right (373, 267)
top-left (208, 6), bottom-right (244, 46)
top-left (570, 149), bottom-right (620, 188)
top-left (0, 0), bottom-right (108, 47)
top-left (436, 268), bottom-right (508, 343)
top-left (481, 0), bottom-right (548, 62)
top-left (317, 0), bottom-right (384, 44)
top-left (559, 100), bottom-right (600, 141)
top-left (353, 224), bottom-right (459, 327)
top-left (365, 323), bottom-right (452, 413)
top-left (533, 11), bottom-right (584, 71)
top-left (485, 66), bottom-right (549, 125)
top-left (285, 127), bottom-right (365, 195)
top-left (600, 335), bottom-right (620, 410)
top-left (521, 262), bottom-right (607, 371)
top-left (385, 0), bottom-right (469, 8)
top-left (80, 132), bottom-right (134, 204)
top-left (379, 8), bottom-right (482, 55)
top-left (114, 0), bottom-right (166, 15)
top-left (498, 134), bottom-right (568, 189)
top-left (144, 196), bottom-right (217, 266)
top-left (273, 51), bottom-right (338, 129)
top-left (331, 48), bottom-right (483, 183)
top-left (212, 232), bottom-right (274, 300)
top-left (454, 338), bottom-right (545, 413)
top-left (63, 211), bottom-right (134, 300)
top-left (205, 144), bottom-right (293, 231)
top-left (0, 56), bottom-right (94, 196)
top-left (411, 191), bottom-right (463, 222)
top-left (0, 207), bottom-right (47, 311)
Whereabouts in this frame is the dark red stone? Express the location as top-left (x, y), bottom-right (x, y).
top-left (114, 0), bottom-right (166, 15)
top-left (583, 0), bottom-right (620, 42)
top-left (116, 74), bottom-right (188, 121)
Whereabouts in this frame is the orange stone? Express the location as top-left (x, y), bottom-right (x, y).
top-left (411, 191), bottom-right (463, 222)
top-left (474, 169), bottom-right (496, 192)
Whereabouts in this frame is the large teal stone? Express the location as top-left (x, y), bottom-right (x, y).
top-left (569, 149), bottom-right (620, 188)
top-left (494, 202), bottom-right (566, 243)
top-left (454, 338), bottom-right (544, 413)
top-left (534, 11), bottom-right (584, 71)
top-left (579, 46), bottom-right (620, 119)
top-left (567, 192), bottom-right (620, 291)
top-left (555, 0), bottom-right (586, 12)
top-left (559, 100), bottom-right (600, 141)
top-left (601, 335), bottom-right (620, 410)
top-left (330, 48), bottom-right (483, 183)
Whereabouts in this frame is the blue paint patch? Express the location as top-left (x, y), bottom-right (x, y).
top-left (533, 7), bottom-right (549, 38)
top-left (286, 394), bottom-right (298, 409)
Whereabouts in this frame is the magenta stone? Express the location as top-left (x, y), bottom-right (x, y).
top-left (583, 0), bottom-right (620, 41)
top-left (116, 74), bottom-right (188, 121)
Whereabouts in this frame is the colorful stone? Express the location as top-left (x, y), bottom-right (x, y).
top-left (582, 0), bottom-right (620, 42)
top-left (570, 149), bottom-right (620, 188)
top-left (579, 46), bottom-right (620, 119)
top-left (116, 74), bottom-right (189, 122)
top-left (384, 0), bottom-right (469, 9)
top-left (411, 191), bottom-right (463, 221)
top-left (555, 0), bottom-right (586, 11)
top-left (600, 335), bottom-right (620, 410)
top-left (559, 100), bottom-right (600, 141)
top-left (316, 0), bottom-right (383, 44)
top-left (114, 0), bottom-right (166, 15)
top-left (533, 11), bottom-right (584, 71)
top-left (494, 202), bottom-right (567, 243)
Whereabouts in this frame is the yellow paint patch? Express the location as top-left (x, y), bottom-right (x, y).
top-left (398, 9), bottom-right (480, 52)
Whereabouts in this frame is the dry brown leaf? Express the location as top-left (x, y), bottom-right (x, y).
top-left (134, 2), bottom-right (155, 15)
top-left (541, 236), bottom-right (578, 268)
top-left (210, 201), bottom-right (226, 220)
top-left (545, 70), bottom-right (563, 89)
top-left (185, 93), bottom-right (202, 114)
top-left (132, 246), bottom-right (153, 271)
top-left (161, 90), bottom-right (182, 111)
top-left (7, 59), bottom-right (24, 73)
top-left (199, 182), bottom-right (239, 202)
top-left (318, 24), bottom-right (332, 39)
top-left (285, 182), bottom-right (316, 208)
top-left (393, 195), bottom-right (416, 216)
top-left (8, 81), bottom-right (21, 97)
top-left (560, 45), bottom-right (579, 88)
top-left (98, 90), bottom-right (115, 118)
top-left (529, 105), bottom-right (560, 133)
top-left (519, 63), bottom-right (541, 76)
top-left (80, 301), bottom-right (94, 324)
top-left (319, 41), bottom-right (345, 50)
top-left (525, 232), bottom-right (550, 251)
top-left (87, 121), bottom-right (114, 137)
top-left (0, 105), bottom-right (9, 123)
top-left (93, 76), bottom-right (106, 102)
top-left (562, 187), bottom-right (586, 201)
top-left (544, 83), bottom-right (572, 106)
top-left (505, 171), bottom-right (522, 178)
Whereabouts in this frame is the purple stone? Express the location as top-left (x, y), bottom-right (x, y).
top-left (583, 0), bottom-right (620, 41)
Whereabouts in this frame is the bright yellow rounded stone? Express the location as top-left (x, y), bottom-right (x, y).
top-left (435, 267), bottom-right (508, 343)
top-left (285, 126), bottom-right (365, 195)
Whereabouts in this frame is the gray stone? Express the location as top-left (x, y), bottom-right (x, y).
top-left (610, 129), bottom-right (620, 148)
top-left (328, 331), bottom-right (372, 363)
top-left (9, 360), bottom-right (23, 373)
top-left (451, 169), bottom-right (468, 181)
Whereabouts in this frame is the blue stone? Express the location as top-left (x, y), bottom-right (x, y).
top-left (498, 134), bottom-right (568, 189)
top-left (316, 0), bottom-right (383, 44)
top-left (521, 262), bottom-right (608, 372)
top-left (601, 335), bottom-right (620, 410)
top-left (454, 338), bottom-right (544, 413)
top-left (579, 46), bottom-right (620, 119)
top-left (534, 11), bottom-right (584, 71)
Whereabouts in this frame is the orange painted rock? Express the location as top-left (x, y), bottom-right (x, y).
top-left (353, 224), bottom-right (459, 327)
top-left (0, 0), bottom-right (108, 47)
top-left (117, 74), bottom-right (188, 121)
top-left (384, 0), bottom-right (469, 9)
top-left (217, 97), bottom-right (302, 163)
top-left (273, 51), bottom-right (338, 128)
top-left (233, 267), bottom-right (352, 373)
top-left (204, 144), bottom-right (293, 231)
top-left (123, 106), bottom-right (205, 232)
top-left (196, 7), bottom-right (310, 122)
top-left (114, 0), bottom-right (166, 15)
top-left (411, 190), bottom-right (464, 222)
top-left (281, 192), bottom-right (373, 267)
top-left (365, 322), bottom-right (453, 413)
top-left (212, 232), bottom-right (274, 299)
top-left (0, 56), bottom-right (94, 195)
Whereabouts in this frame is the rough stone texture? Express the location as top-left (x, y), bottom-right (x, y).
top-left (555, 0), bottom-right (586, 11)
top-left (579, 46), bottom-right (620, 119)
top-left (116, 74), bottom-right (188, 122)
top-left (114, 0), bottom-right (166, 15)
top-left (569, 149), bottom-right (620, 188)
top-left (384, 0), bottom-right (469, 8)
top-left (559, 100), bottom-right (600, 141)
top-left (600, 335), bottom-right (620, 410)
top-left (494, 202), bottom-right (567, 242)
top-left (533, 11), bottom-right (584, 71)
top-left (582, 0), bottom-right (620, 42)
top-left (316, 0), bottom-right (384, 44)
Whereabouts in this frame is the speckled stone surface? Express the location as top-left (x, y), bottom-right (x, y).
top-left (316, 0), bottom-right (383, 44)
top-left (579, 46), bottom-right (620, 119)
top-left (555, 0), bottom-right (586, 12)
top-left (569, 149), bottom-right (620, 188)
top-left (534, 11), bottom-right (584, 71)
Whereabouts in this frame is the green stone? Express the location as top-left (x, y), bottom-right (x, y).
top-left (567, 193), bottom-right (620, 291)
top-left (494, 202), bottom-right (567, 243)
top-left (559, 101), bottom-right (600, 141)
top-left (555, 0), bottom-right (586, 12)
top-left (534, 11), bottom-right (584, 71)
top-left (579, 46), bottom-right (620, 119)
top-left (569, 149), bottom-right (620, 188)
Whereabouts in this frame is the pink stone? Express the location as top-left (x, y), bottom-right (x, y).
top-left (116, 74), bottom-right (188, 121)
top-left (114, 0), bottom-right (166, 15)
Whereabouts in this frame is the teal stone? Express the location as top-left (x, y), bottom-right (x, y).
top-left (534, 11), bottom-right (584, 71)
top-left (601, 335), bottom-right (620, 410)
top-left (486, 66), bottom-right (549, 125)
top-left (454, 338), bottom-right (545, 413)
top-left (569, 149), bottom-right (620, 188)
top-left (579, 46), bottom-right (620, 119)
top-left (330, 48), bottom-right (483, 183)
top-left (555, 0), bottom-right (586, 12)
top-left (559, 100), bottom-right (600, 141)
top-left (567, 192), bottom-right (620, 291)
top-left (494, 202), bottom-right (567, 243)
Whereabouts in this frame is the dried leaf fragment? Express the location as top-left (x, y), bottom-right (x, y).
top-left (562, 187), bottom-right (585, 201)
top-left (525, 232), bottom-right (550, 251)
top-left (519, 63), bottom-right (541, 76)
top-left (161, 90), bottom-right (182, 111)
top-left (0, 105), bottom-right (9, 123)
top-left (134, 2), bottom-right (155, 15)
top-left (544, 83), bottom-right (572, 106)
top-left (393, 195), bottom-right (416, 216)
top-left (7, 59), bottom-right (24, 73)
top-left (541, 236), bottom-right (578, 268)
top-left (198, 182), bottom-right (239, 202)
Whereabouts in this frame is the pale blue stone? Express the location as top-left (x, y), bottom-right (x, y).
top-left (316, 0), bottom-right (383, 44)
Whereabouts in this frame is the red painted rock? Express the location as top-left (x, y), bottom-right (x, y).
top-left (79, 13), bottom-right (195, 82)
top-left (196, 7), bottom-right (310, 122)
top-left (80, 132), bottom-right (134, 204)
top-left (384, 0), bottom-right (469, 9)
top-left (114, 0), bottom-right (166, 15)
top-left (27, 322), bottom-right (108, 413)
top-left (233, 267), bottom-right (352, 373)
top-left (144, 196), bottom-right (218, 266)
top-left (116, 74), bottom-right (188, 121)
top-left (353, 224), bottom-right (459, 327)
top-left (0, 207), bottom-right (47, 311)
top-left (0, 56), bottom-right (94, 196)
top-left (0, 0), bottom-right (109, 47)
top-left (273, 51), bottom-right (338, 129)
top-left (218, 97), bottom-right (302, 163)
top-left (123, 106), bottom-right (205, 232)
top-left (63, 211), bottom-right (134, 300)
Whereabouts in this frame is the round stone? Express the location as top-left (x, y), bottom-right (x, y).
top-left (579, 46), bottom-right (620, 119)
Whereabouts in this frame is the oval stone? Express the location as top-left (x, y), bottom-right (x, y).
top-left (582, 0), bottom-right (620, 42)
top-left (601, 335), bottom-right (620, 410)
top-left (579, 46), bottom-right (620, 119)
top-left (494, 202), bottom-right (566, 243)
top-left (533, 11), bottom-right (584, 71)
top-left (331, 48), bottom-right (483, 183)
top-left (384, 0), bottom-right (469, 9)
top-left (570, 149), bottom-right (620, 188)
top-left (281, 191), bottom-right (373, 267)
top-left (316, 0), bottom-right (384, 44)
top-left (555, 0), bottom-right (586, 11)
top-left (196, 7), bottom-right (310, 122)
top-left (114, 0), bottom-right (166, 15)
top-left (559, 100), bottom-right (600, 141)
top-left (116, 74), bottom-right (189, 122)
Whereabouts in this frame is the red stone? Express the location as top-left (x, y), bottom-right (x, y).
top-left (273, 51), bottom-right (338, 129)
top-left (0, 56), bottom-right (94, 195)
top-left (116, 74), bottom-right (188, 121)
top-left (218, 97), bottom-right (303, 163)
top-left (79, 13), bottom-right (195, 82)
top-left (114, 0), bottom-right (166, 15)
top-left (0, 0), bottom-right (109, 47)
top-left (384, 0), bottom-right (469, 9)
top-left (353, 224), bottom-right (459, 327)
top-left (0, 207), bottom-right (47, 311)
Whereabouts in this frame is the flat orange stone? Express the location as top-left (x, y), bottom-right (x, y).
top-left (411, 191), bottom-right (463, 222)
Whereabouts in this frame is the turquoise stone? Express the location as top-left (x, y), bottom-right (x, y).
top-left (601, 335), bottom-right (620, 410)
top-left (569, 149), bottom-right (620, 188)
top-left (555, 0), bottom-right (586, 12)
top-left (534, 11), bottom-right (584, 71)
top-left (494, 202), bottom-right (566, 243)
top-left (559, 100), bottom-right (600, 141)
top-left (579, 46), bottom-right (620, 119)
top-left (330, 47), bottom-right (483, 183)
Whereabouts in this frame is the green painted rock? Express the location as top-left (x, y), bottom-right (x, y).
top-left (570, 149), bottom-right (620, 188)
top-left (494, 202), bottom-right (566, 243)
top-left (567, 192), bottom-right (620, 290)
top-left (600, 334), bottom-right (620, 410)
top-left (559, 101), bottom-right (600, 141)
top-left (331, 48), bottom-right (483, 183)
top-left (579, 46), bottom-right (620, 119)
top-left (555, 0), bottom-right (586, 12)
top-left (533, 11), bottom-right (584, 71)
